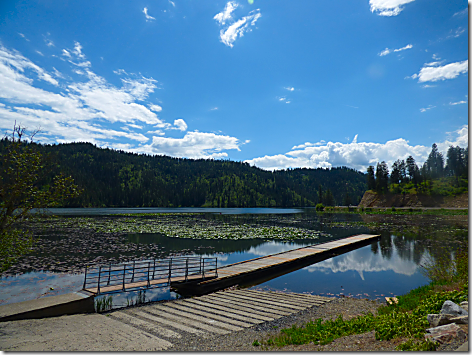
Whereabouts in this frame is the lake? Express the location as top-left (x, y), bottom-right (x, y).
top-left (1, 208), bottom-right (467, 307)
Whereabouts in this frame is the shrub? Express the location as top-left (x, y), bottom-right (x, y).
top-left (315, 203), bottom-right (324, 211)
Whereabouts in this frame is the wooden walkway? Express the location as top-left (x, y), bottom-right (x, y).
top-left (172, 234), bottom-right (380, 295)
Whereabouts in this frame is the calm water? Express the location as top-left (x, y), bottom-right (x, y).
top-left (1, 208), bottom-right (465, 306)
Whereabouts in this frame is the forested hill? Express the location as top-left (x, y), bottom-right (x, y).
top-left (26, 142), bottom-right (368, 207)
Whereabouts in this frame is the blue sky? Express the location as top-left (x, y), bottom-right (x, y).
top-left (0, 0), bottom-right (468, 172)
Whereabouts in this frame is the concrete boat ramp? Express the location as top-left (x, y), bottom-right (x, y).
top-left (1, 289), bottom-right (332, 351)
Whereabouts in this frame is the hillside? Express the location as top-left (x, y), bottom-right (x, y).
top-left (3, 141), bottom-right (368, 208)
top-left (358, 191), bottom-right (468, 208)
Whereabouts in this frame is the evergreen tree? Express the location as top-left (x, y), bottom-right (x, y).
top-left (366, 166), bottom-right (376, 190)
top-left (375, 161), bottom-right (389, 192)
top-left (323, 188), bottom-right (335, 206)
top-left (425, 143), bottom-right (444, 179)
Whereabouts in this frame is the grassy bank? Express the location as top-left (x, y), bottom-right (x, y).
top-left (319, 206), bottom-right (467, 216)
top-left (255, 248), bottom-right (468, 351)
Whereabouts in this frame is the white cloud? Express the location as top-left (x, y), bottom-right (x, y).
top-left (214, 1), bottom-right (238, 25)
top-left (379, 48), bottom-right (391, 56)
top-left (423, 61), bottom-right (443, 67)
top-left (36, 50), bottom-right (44, 56)
top-left (173, 118), bottom-right (188, 131)
top-left (169, 0), bottom-right (175, 7)
top-left (449, 100), bottom-right (467, 105)
top-left (210, 107), bottom-right (218, 111)
top-left (453, 8), bottom-right (467, 17)
top-left (411, 60), bottom-right (468, 83)
top-left (285, 87), bottom-right (295, 91)
top-left (146, 130), bottom-right (165, 136)
top-left (149, 104), bottom-right (162, 112)
top-left (245, 126), bottom-right (468, 172)
top-left (215, 4), bottom-right (262, 48)
top-left (126, 124), bottom-right (143, 130)
top-left (369, 0), bottom-right (415, 16)
top-left (420, 105), bottom-right (435, 113)
top-left (73, 41), bottom-right (85, 59)
top-left (0, 43), bottom-right (172, 146)
top-left (44, 36), bottom-right (54, 47)
top-left (143, 7), bottom-right (156, 21)
top-left (18, 33), bottom-right (29, 41)
top-left (62, 49), bottom-right (71, 58)
top-left (378, 44), bottom-right (412, 56)
top-left (421, 84), bottom-right (436, 88)
top-left (136, 131), bottom-right (242, 159)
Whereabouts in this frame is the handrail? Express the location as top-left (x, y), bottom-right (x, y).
top-left (83, 256), bottom-right (218, 295)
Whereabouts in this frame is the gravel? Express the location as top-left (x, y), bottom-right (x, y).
top-left (169, 297), bottom-right (468, 352)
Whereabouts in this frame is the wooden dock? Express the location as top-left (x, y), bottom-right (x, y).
top-left (172, 234), bottom-right (380, 295)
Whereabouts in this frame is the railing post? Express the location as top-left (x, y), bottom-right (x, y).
top-left (152, 259), bottom-right (156, 280)
top-left (122, 264), bottom-right (126, 291)
top-left (168, 258), bottom-right (173, 285)
top-left (199, 256), bottom-right (202, 275)
top-left (147, 261), bottom-right (151, 287)
top-left (131, 260), bottom-right (135, 283)
top-left (202, 258), bottom-right (205, 279)
top-left (185, 258), bottom-right (189, 281)
top-left (107, 263), bottom-right (111, 285)
top-left (83, 265), bottom-right (88, 289)
top-left (97, 266), bottom-right (101, 294)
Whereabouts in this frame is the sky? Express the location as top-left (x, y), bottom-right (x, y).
top-left (0, 0), bottom-right (468, 172)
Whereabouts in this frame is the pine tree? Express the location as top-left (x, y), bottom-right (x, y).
top-left (366, 166), bottom-right (376, 190)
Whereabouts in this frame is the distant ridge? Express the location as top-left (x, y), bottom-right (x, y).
top-left (1, 141), bottom-right (368, 208)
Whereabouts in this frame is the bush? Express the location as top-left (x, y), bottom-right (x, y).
top-left (315, 203), bottom-right (324, 211)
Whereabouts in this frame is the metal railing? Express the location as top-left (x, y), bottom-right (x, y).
top-left (83, 256), bottom-right (217, 295)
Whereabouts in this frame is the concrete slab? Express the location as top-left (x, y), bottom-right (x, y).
top-left (144, 307), bottom-right (230, 335)
top-left (109, 311), bottom-right (181, 338)
top-left (0, 291), bottom-right (94, 322)
top-left (0, 313), bottom-right (172, 351)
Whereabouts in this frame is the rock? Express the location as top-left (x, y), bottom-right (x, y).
top-left (460, 301), bottom-right (468, 313)
top-left (440, 300), bottom-right (468, 317)
top-left (427, 314), bottom-right (456, 327)
top-left (450, 315), bottom-right (468, 324)
top-left (425, 323), bottom-right (468, 344)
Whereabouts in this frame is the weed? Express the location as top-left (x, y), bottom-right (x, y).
top-left (126, 289), bottom-right (147, 307)
top-left (259, 289), bottom-right (468, 348)
top-left (395, 339), bottom-right (438, 351)
top-left (252, 340), bottom-right (260, 346)
top-left (95, 295), bottom-right (113, 313)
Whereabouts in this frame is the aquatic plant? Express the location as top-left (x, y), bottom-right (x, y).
top-left (95, 295), bottom-right (113, 312)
